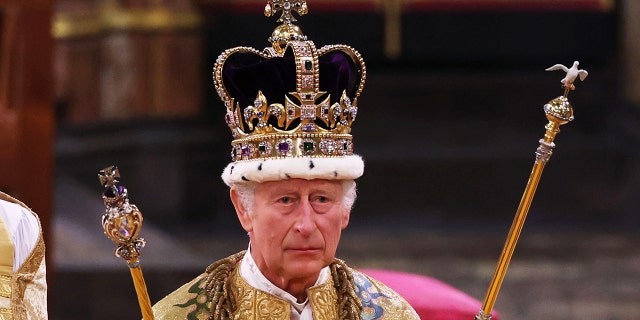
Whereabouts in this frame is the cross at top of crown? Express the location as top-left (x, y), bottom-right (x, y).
top-left (264, 0), bottom-right (308, 24)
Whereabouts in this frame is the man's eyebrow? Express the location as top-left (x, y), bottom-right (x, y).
top-left (310, 186), bottom-right (341, 194)
top-left (266, 187), bottom-right (297, 195)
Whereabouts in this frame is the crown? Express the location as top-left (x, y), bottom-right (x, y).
top-left (214, 1), bottom-right (367, 185)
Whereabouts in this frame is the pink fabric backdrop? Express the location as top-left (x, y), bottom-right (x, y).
top-left (360, 269), bottom-right (500, 320)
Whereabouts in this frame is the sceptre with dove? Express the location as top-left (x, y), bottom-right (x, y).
top-left (545, 60), bottom-right (589, 97)
top-left (475, 60), bottom-right (589, 320)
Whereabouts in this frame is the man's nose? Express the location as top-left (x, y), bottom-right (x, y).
top-left (295, 200), bottom-right (316, 235)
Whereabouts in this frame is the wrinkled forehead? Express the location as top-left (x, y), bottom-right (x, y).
top-left (256, 178), bottom-right (344, 194)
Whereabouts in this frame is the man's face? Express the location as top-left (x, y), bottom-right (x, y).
top-left (233, 179), bottom-right (350, 288)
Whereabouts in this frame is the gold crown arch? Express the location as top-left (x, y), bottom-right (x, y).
top-left (213, 1), bottom-right (366, 163)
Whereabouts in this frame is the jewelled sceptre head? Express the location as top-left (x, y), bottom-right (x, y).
top-left (99, 165), bottom-right (146, 266)
top-left (475, 61), bottom-right (588, 320)
top-left (98, 165), bottom-right (155, 320)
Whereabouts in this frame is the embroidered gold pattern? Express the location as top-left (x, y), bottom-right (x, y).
top-left (0, 192), bottom-right (47, 320)
top-left (0, 275), bottom-right (11, 298)
top-left (11, 235), bottom-right (45, 319)
top-left (0, 307), bottom-right (12, 319)
top-left (230, 268), bottom-right (289, 319)
top-left (307, 279), bottom-right (339, 320)
top-left (152, 251), bottom-right (420, 320)
top-left (198, 251), bottom-right (363, 320)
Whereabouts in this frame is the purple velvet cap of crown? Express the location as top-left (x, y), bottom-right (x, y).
top-left (221, 46), bottom-right (362, 114)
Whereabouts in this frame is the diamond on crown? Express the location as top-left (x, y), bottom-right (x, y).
top-left (319, 139), bottom-right (337, 155)
top-left (301, 105), bottom-right (315, 120)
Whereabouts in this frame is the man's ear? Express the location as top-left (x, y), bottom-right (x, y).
top-left (341, 208), bottom-right (351, 230)
top-left (230, 188), bottom-right (253, 232)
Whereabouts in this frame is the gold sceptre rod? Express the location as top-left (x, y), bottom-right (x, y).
top-left (474, 61), bottom-right (588, 320)
top-left (98, 165), bottom-right (155, 320)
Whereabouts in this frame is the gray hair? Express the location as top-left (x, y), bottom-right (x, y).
top-left (232, 180), bottom-right (357, 216)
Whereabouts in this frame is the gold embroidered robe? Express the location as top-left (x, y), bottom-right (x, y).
top-left (152, 252), bottom-right (419, 320)
top-left (0, 192), bottom-right (47, 320)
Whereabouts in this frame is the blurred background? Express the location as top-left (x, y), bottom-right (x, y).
top-left (2, 0), bottom-right (639, 319)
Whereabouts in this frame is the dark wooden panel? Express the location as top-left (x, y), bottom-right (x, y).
top-left (0, 1), bottom-right (54, 274)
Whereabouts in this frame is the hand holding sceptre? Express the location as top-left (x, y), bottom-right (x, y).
top-left (474, 62), bottom-right (588, 320)
top-left (99, 166), bottom-right (155, 320)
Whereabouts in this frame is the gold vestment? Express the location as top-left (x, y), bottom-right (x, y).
top-left (0, 192), bottom-right (47, 320)
top-left (153, 251), bottom-right (419, 319)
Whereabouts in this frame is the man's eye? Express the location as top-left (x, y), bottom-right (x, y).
top-left (317, 196), bottom-right (329, 203)
top-left (279, 197), bottom-right (292, 204)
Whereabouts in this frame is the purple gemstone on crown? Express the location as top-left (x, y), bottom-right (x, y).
top-left (242, 146), bottom-right (250, 157)
top-left (278, 142), bottom-right (290, 153)
top-left (302, 123), bottom-right (315, 131)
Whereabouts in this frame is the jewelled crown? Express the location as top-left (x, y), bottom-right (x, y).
top-left (215, 0), bottom-right (367, 185)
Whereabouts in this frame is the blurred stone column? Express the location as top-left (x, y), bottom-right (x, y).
top-left (622, 0), bottom-right (640, 108)
top-left (53, 0), bottom-right (204, 124)
top-left (618, 0), bottom-right (640, 226)
top-left (53, 1), bottom-right (224, 223)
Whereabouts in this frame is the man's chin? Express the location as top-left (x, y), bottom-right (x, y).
top-left (284, 259), bottom-right (327, 279)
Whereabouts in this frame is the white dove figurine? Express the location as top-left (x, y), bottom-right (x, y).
top-left (545, 60), bottom-right (588, 92)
